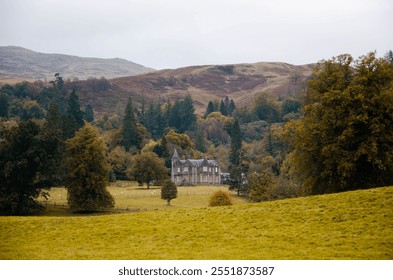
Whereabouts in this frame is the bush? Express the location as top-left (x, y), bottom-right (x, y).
top-left (209, 190), bottom-right (233, 207)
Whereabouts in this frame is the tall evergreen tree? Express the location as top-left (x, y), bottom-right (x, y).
top-left (204, 101), bottom-right (215, 118)
top-left (122, 98), bottom-right (140, 150)
top-left (228, 99), bottom-right (236, 115)
top-left (179, 94), bottom-right (196, 132)
top-left (65, 123), bottom-right (114, 211)
top-left (63, 89), bottom-right (84, 139)
top-left (219, 100), bottom-right (228, 116)
top-left (0, 121), bottom-right (50, 214)
top-left (228, 119), bottom-right (245, 195)
top-left (85, 104), bottom-right (94, 122)
top-left (0, 93), bottom-right (9, 118)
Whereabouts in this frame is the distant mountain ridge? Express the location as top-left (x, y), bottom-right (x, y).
top-left (0, 46), bottom-right (154, 80)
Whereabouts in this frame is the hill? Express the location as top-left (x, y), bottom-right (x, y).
top-left (0, 46), bottom-right (154, 80)
top-left (79, 62), bottom-right (314, 115)
top-left (1, 186), bottom-right (392, 259)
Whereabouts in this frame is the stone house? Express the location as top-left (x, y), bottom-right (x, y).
top-left (171, 149), bottom-right (221, 185)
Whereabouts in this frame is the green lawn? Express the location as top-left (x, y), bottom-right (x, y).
top-left (1, 186), bottom-right (392, 259)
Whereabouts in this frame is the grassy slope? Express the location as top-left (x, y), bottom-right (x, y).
top-left (1, 186), bottom-right (392, 260)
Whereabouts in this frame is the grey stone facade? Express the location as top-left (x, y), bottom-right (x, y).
top-left (171, 149), bottom-right (221, 185)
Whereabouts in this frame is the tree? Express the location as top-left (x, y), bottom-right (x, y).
top-left (127, 151), bottom-right (168, 189)
top-left (286, 52), bottom-right (393, 194)
top-left (121, 98), bottom-right (141, 150)
top-left (161, 180), bottom-right (178, 206)
top-left (0, 93), bottom-right (9, 118)
top-left (253, 92), bottom-right (280, 122)
top-left (0, 121), bottom-right (49, 214)
top-left (65, 123), bottom-right (114, 211)
top-left (85, 104), bottom-right (94, 122)
top-left (228, 119), bottom-right (245, 195)
top-left (63, 89), bottom-right (84, 139)
top-left (204, 101), bottom-right (215, 118)
top-left (247, 171), bottom-right (276, 202)
top-left (228, 99), bottom-right (236, 115)
top-left (219, 100), bottom-right (228, 116)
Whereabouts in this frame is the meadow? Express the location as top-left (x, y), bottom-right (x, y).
top-left (0, 185), bottom-right (392, 259)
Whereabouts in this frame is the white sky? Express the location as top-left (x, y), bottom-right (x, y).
top-left (1, 0), bottom-right (392, 69)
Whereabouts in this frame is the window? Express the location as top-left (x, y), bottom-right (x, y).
top-left (209, 167), bottom-right (212, 172)
top-left (202, 166), bottom-right (208, 172)
top-left (215, 167), bottom-right (218, 172)
top-left (184, 167), bottom-right (189, 172)
top-left (177, 167), bottom-right (181, 173)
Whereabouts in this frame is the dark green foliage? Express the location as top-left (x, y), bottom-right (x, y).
top-left (282, 99), bottom-right (302, 116)
top-left (208, 190), bottom-right (233, 207)
top-left (161, 180), bottom-right (178, 206)
top-left (65, 123), bottom-right (114, 211)
top-left (85, 104), bottom-right (94, 122)
top-left (219, 100), bottom-right (228, 116)
top-left (0, 93), bottom-right (9, 118)
top-left (287, 52), bottom-right (393, 194)
top-left (168, 95), bottom-right (196, 133)
top-left (204, 101), bottom-right (215, 118)
top-left (0, 121), bottom-right (50, 214)
top-left (228, 99), bottom-right (236, 115)
top-left (253, 92), bottom-right (281, 122)
top-left (228, 119), bottom-right (246, 195)
top-left (62, 89), bottom-right (84, 139)
top-left (229, 119), bottom-right (242, 166)
top-left (121, 98), bottom-right (141, 150)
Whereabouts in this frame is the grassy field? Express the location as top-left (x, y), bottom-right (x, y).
top-left (36, 183), bottom-right (247, 215)
top-left (1, 185), bottom-right (392, 259)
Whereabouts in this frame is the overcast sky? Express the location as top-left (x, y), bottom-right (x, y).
top-left (1, 0), bottom-right (392, 69)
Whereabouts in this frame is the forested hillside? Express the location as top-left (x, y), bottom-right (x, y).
top-left (0, 51), bottom-right (392, 215)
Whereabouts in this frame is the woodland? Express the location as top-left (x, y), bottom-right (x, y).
top-left (0, 51), bottom-right (392, 215)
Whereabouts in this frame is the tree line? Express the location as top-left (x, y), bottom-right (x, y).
top-left (1, 51), bottom-right (392, 214)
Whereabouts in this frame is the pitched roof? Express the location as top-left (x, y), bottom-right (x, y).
top-left (172, 149), bottom-right (179, 160)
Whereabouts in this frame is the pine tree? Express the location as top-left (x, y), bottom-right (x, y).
top-left (65, 123), bottom-right (114, 211)
top-left (161, 180), bottom-right (178, 206)
top-left (219, 100), bottom-right (228, 116)
top-left (63, 89), bottom-right (84, 138)
top-left (228, 119), bottom-right (245, 195)
top-left (228, 99), bottom-right (236, 115)
top-left (0, 121), bottom-right (50, 214)
top-left (122, 98), bottom-right (140, 150)
top-left (85, 104), bottom-right (94, 122)
top-left (179, 94), bottom-right (196, 132)
top-left (204, 101), bottom-right (215, 118)
top-left (0, 93), bottom-right (9, 118)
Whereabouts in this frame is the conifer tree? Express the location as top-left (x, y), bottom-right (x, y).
top-left (204, 101), bottom-right (215, 118)
top-left (0, 93), bottom-right (9, 118)
top-left (85, 104), bottom-right (94, 122)
top-left (122, 98), bottom-right (140, 150)
top-left (161, 180), bottom-right (178, 206)
top-left (65, 123), bottom-right (114, 211)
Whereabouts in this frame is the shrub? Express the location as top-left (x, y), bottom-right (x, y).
top-left (209, 190), bottom-right (233, 207)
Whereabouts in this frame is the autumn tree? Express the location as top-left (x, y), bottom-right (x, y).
top-left (161, 179), bottom-right (178, 206)
top-left (247, 171), bottom-right (276, 202)
top-left (65, 123), bottom-right (114, 211)
top-left (285, 52), bottom-right (393, 194)
top-left (127, 151), bottom-right (168, 189)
